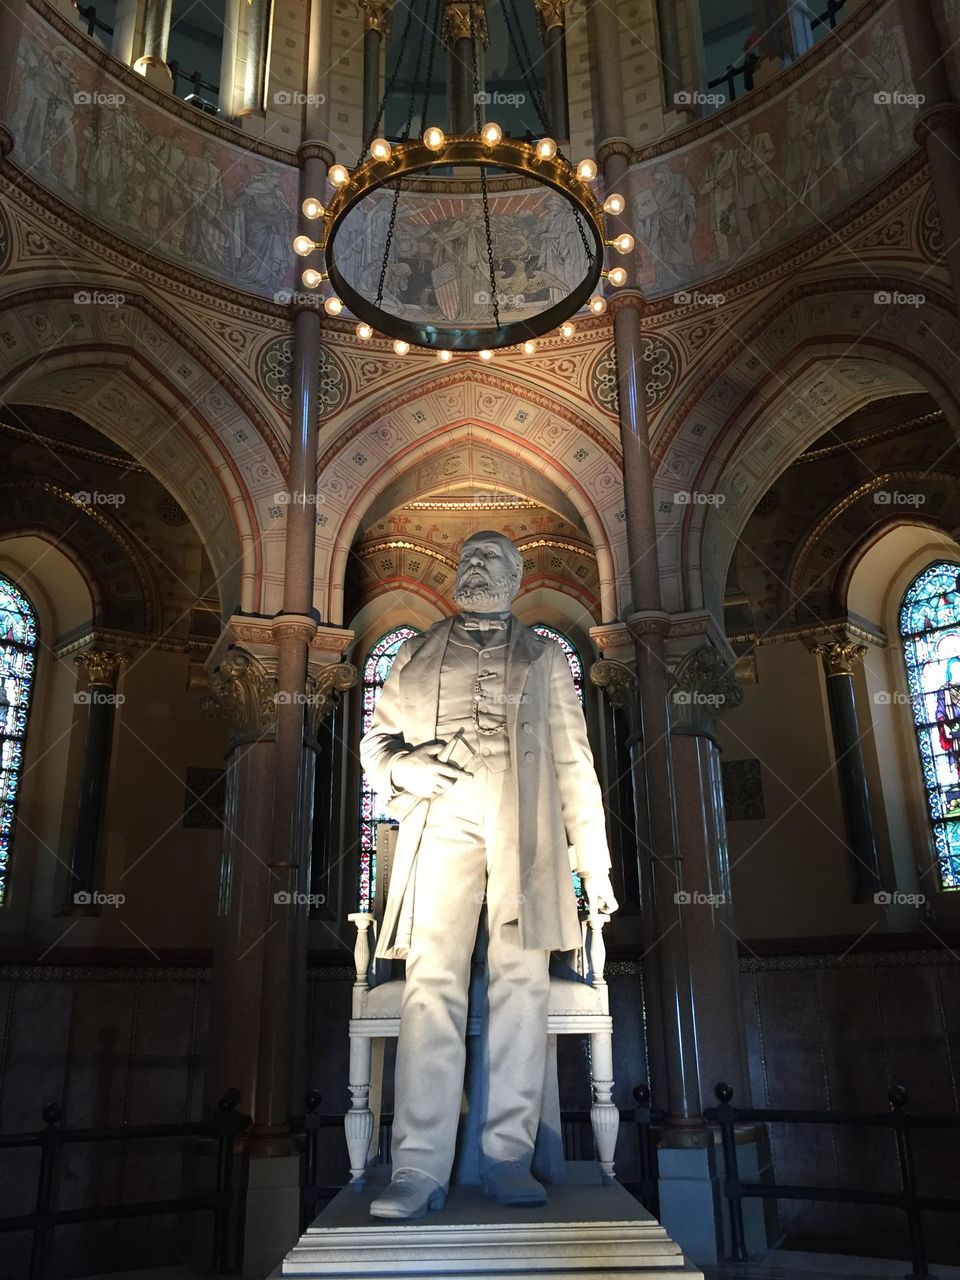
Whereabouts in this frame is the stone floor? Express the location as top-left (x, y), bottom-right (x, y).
top-left (82, 1251), bottom-right (960, 1280)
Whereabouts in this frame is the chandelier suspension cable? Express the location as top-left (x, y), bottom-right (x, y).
top-left (375, 0), bottom-right (439, 309)
top-left (420, 0), bottom-right (444, 133)
top-left (359, 0), bottom-right (416, 160)
top-left (473, 27), bottom-right (501, 330)
top-left (501, 0), bottom-right (595, 267)
top-left (501, 0), bottom-right (552, 136)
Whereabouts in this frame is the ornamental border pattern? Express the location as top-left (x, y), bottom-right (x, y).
top-left (652, 269), bottom-right (958, 467)
top-left (315, 366), bottom-right (624, 474)
top-left (0, 170), bottom-right (293, 325)
top-left (0, 282), bottom-right (289, 476)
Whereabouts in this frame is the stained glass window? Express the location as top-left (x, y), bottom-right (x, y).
top-left (359, 625), bottom-right (421, 911)
top-left (532, 624), bottom-right (584, 705)
top-left (900, 560), bottom-right (960, 891)
top-left (0, 578), bottom-right (38, 906)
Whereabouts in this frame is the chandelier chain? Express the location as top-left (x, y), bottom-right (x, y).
top-left (502, 0), bottom-right (551, 135)
top-left (472, 28), bottom-right (501, 329)
top-left (420, 0), bottom-right (443, 134)
top-left (360, 0), bottom-right (415, 161)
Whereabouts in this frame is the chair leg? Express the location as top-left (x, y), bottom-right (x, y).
top-left (346, 1034), bottom-right (374, 1190)
top-left (589, 1030), bottom-right (619, 1183)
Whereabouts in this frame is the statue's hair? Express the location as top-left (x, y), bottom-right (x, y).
top-left (461, 530), bottom-right (523, 585)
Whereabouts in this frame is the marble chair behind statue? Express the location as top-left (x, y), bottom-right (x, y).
top-left (345, 821), bottom-right (618, 1192)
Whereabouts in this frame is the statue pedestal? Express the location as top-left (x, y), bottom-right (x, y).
top-left (279, 1165), bottom-right (702, 1279)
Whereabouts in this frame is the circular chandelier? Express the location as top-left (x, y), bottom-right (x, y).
top-left (291, 0), bottom-right (632, 357)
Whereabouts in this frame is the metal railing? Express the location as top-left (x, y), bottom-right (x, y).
top-left (0, 1089), bottom-right (250, 1279)
top-left (707, 0), bottom-right (847, 104)
top-left (705, 1082), bottom-right (960, 1280)
top-left (73, 6), bottom-right (219, 110)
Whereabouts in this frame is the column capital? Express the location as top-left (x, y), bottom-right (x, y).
top-left (808, 638), bottom-right (867, 678)
top-left (74, 648), bottom-right (129, 686)
top-left (305, 660), bottom-right (358, 738)
top-left (361, 0), bottom-right (393, 34)
top-left (443, 1), bottom-right (488, 46)
top-left (296, 141), bottom-right (336, 168)
top-left (626, 609), bottom-right (671, 641)
top-left (590, 658), bottom-right (641, 740)
top-left (668, 644), bottom-right (742, 737)
top-left (596, 137), bottom-right (633, 169)
top-left (534, 0), bottom-right (566, 32)
top-left (914, 101), bottom-right (960, 147)
top-left (608, 289), bottom-right (647, 320)
top-left (201, 649), bottom-right (279, 745)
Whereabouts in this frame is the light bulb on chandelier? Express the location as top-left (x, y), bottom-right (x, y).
top-left (370, 138), bottom-right (392, 162)
top-left (324, 296), bottom-right (344, 316)
top-left (576, 158), bottom-right (598, 181)
top-left (423, 125), bottom-right (446, 151)
top-left (356, 322), bottom-right (373, 340)
top-left (301, 268), bottom-right (325, 288)
top-left (293, 235), bottom-right (317, 257)
top-left (328, 164), bottom-right (350, 187)
top-left (301, 198), bottom-right (325, 220)
top-left (437, 349), bottom-right (453, 363)
top-left (481, 122), bottom-right (503, 147)
top-left (605, 266), bottom-right (628, 287)
top-left (603, 193), bottom-right (626, 215)
top-left (393, 339), bottom-right (410, 355)
top-left (588, 296), bottom-right (607, 315)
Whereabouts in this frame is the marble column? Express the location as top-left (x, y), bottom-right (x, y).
top-left (810, 639), bottom-right (884, 901)
top-left (655, 0), bottom-right (685, 111)
top-left (668, 645), bottom-right (749, 1103)
top-left (445, 2), bottom-right (485, 133)
top-left (535, 0), bottom-right (569, 142)
top-left (220, 0), bottom-right (273, 118)
top-left (590, 657), bottom-right (669, 1113)
top-left (588, 0), bottom-right (702, 1130)
top-left (66, 649), bottom-right (128, 911)
top-left (361, 2), bottom-right (392, 142)
top-left (112, 0), bottom-right (146, 69)
top-left (134, 0), bottom-right (174, 91)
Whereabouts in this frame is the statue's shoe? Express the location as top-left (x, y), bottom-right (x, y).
top-left (481, 1160), bottom-right (547, 1206)
top-left (369, 1169), bottom-right (446, 1220)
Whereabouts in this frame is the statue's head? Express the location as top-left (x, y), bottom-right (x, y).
top-left (453, 530), bottom-right (523, 613)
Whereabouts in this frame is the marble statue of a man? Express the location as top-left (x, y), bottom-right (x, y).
top-left (359, 530), bottom-right (618, 1220)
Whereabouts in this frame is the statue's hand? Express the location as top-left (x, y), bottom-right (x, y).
top-left (582, 873), bottom-right (619, 916)
top-left (391, 740), bottom-right (467, 799)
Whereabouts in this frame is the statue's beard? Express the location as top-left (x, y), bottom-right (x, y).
top-left (453, 567), bottom-right (515, 609)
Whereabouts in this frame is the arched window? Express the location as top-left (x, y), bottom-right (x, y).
top-left (0, 577), bottom-right (38, 905)
top-left (359, 625), bottom-right (421, 910)
top-left (899, 560), bottom-right (960, 891)
top-left (532, 624), bottom-right (584, 704)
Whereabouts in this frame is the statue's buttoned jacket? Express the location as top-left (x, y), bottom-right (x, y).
top-left (360, 615), bottom-right (612, 959)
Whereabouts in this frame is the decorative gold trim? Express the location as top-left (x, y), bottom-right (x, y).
top-left (362, 0), bottom-right (393, 34)
top-left (533, 0), bottom-right (565, 31)
top-left (75, 647), bottom-right (129, 686)
top-left (443, 1), bottom-right (488, 45)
